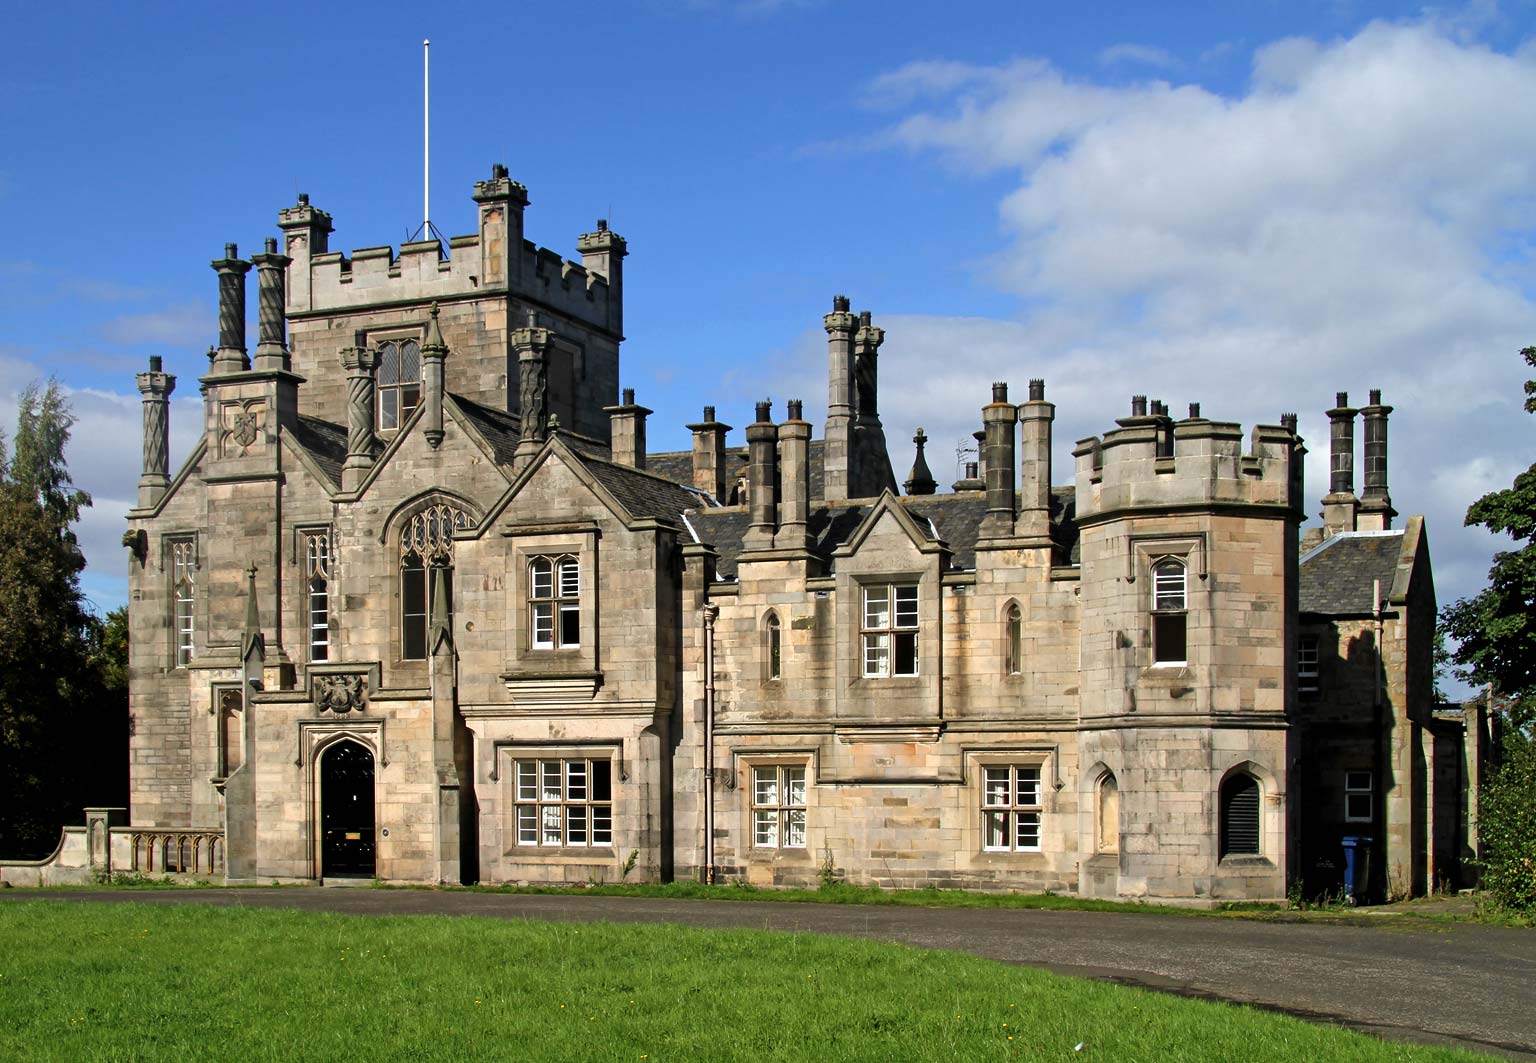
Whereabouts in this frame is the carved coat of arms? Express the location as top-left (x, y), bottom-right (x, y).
top-left (314, 674), bottom-right (366, 715)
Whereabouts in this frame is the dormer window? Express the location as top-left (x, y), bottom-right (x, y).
top-left (377, 338), bottom-right (421, 431)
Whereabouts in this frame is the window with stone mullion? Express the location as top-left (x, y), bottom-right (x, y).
top-left (514, 758), bottom-right (613, 847)
top-left (982, 764), bottom-right (1042, 852)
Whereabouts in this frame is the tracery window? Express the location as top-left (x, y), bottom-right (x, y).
top-left (304, 529), bottom-right (332, 662)
top-left (400, 503), bottom-right (470, 660)
top-left (170, 537), bottom-right (197, 667)
top-left (529, 555), bottom-right (580, 649)
top-left (377, 338), bottom-right (421, 432)
top-left (862, 583), bottom-right (918, 678)
top-left (1151, 558), bottom-right (1188, 665)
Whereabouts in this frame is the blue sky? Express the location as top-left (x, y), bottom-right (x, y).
top-left (2, 0), bottom-right (1534, 694)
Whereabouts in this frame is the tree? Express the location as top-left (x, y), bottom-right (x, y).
top-left (1440, 346), bottom-right (1536, 909)
top-left (0, 381), bottom-right (103, 857)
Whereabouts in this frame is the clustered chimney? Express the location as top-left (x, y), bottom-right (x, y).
top-left (777, 400), bottom-right (812, 550)
top-left (1018, 379), bottom-right (1054, 544)
top-left (1322, 391), bottom-right (1360, 535)
top-left (980, 382), bottom-right (1018, 538)
top-left (250, 237), bottom-right (292, 372)
top-left (1357, 389), bottom-right (1395, 531)
top-left (744, 401), bottom-right (779, 549)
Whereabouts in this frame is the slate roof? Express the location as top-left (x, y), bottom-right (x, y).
top-left (1299, 531), bottom-right (1405, 615)
top-left (688, 487), bottom-right (1081, 579)
top-left (449, 393), bottom-right (523, 467)
top-left (288, 415), bottom-right (348, 489)
top-left (576, 452), bottom-right (709, 525)
top-left (646, 442), bottom-right (826, 504)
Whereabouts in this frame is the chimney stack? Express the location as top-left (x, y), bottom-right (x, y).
top-left (980, 382), bottom-right (1018, 538)
top-left (136, 356), bottom-right (176, 509)
top-left (687, 405), bottom-right (732, 503)
top-left (776, 399), bottom-right (812, 550)
top-left (822, 296), bottom-right (857, 500)
top-left (210, 243), bottom-right (252, 375)
top-left (745, 401), bottom-right (779, 549)
top-left (512, 313), bottom-right (553, 468)
top-left (1019, 378), bottom-right (1054, 543)
top-left (1322, 391), bottom-right (1359, 535)
top-left (1357, 389), bottom-right (1395, 531)
top-left (852, 310), bottom-right (890, 497)
top-left (605, 387), bottom-right (651, 469)
top-left (250, 237), bottom-right (292, 372)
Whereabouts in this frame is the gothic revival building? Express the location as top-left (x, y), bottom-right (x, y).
top-left (1, 167), bottom-right (1475, 903)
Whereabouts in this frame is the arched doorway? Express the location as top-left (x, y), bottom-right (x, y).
top-left (320, 739), bottom-right (376, 877)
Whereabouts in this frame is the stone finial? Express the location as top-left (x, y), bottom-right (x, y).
top-left (421, 303), bottom-right (449, 450)
top-left (241, 563), bottom-right (264, 664)
top-left (904, 428), bottom-right (937, 496)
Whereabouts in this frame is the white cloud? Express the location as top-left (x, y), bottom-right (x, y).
top-left (1099, 43), bottom-right (1176, 69)
top-left (839, 17), bottom-right (1536, 675)
top-left (99, 302), bottom-right (208, 346)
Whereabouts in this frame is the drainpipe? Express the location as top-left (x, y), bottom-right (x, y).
top-left (1373, 576), bottom-right (1385, 899)
top-left (702, 603), bottom-right (719, 882)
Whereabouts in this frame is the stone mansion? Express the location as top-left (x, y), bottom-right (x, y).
top-left (3, 166), bottom-right (1479, 904)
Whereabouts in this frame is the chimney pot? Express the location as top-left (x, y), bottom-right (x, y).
top-left (225, 242), bottom-right (238, 259)
top-left (1369, 388), bottom-right (1381, 405)
top-left (832, 294), bottom-right (850, 312)
top-left (755, 400), bottom-right (772, 424)
top-left (1336, 391), bottom-right (1349, 408)
top-left (149, 355), bottom-right (162, 372)
top-left (991, 381), bottom-right (1008, 403)
top-left (622, 387), bottom-right (635, 406)
top-left (1028, 379), bottom-right (1045, 402)
top-left (1132, 395), bottom-right (1148, 417)
top-left (1189, 402), bottom-right (1201, 419)
top-left (703, 405), bottom-right (716, 422)
top-left (859, 310), bottom-right (872, 326)
top-left (1281, 413), bottom-right (1298, 433)
top-left (787, 399), bottom-right (803, 421)
top-left (965, 461), bottom-right (979, 479)
top-left (297, 193), bottom-right (309, 206)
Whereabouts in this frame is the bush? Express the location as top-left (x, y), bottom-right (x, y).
top-left (1478, 738), bottom-right (1536, 911)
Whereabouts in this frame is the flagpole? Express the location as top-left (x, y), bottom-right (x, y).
top-left (423, 38), bottom-right (431, 239)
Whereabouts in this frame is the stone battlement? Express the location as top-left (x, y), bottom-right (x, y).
top-left (1073, 399), bottom-right (1301, 519)
top-left (278, 165), bottom-right (624, 338)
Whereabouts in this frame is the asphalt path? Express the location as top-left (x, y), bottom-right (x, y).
top-left (4, 887), bottom-right (1532, 1059)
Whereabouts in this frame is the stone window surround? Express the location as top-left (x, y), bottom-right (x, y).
top-left (1002, 599), bottom-right (1023, 677)
top-left (980, 762), bottom-right (1045, 852)
top-left (364, 325), bottom-right (425, 434)
top-left (513, 755), bottom-right (614, 849)
top-left (737, 754), bottom-right (814, 859)
top-left (295, 525), bottom-right (334, 664)
top-left (164, 533), bottom-right (198, 669)
top-left (965, 749), bottom-right (1059, 860)
top-left (509, 529), bottom-right (598, 673)
top-left (491, 743), bottom-right (620, 854)
top-left (1128, 535), bottom-right (1205, 671)
top-left (858, 577), bottom-right (921, 679)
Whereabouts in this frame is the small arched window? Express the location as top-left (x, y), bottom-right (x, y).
top-left (1004, 602), bottom-right (1023, 675)
top-left (1151, 557), bottom-right (1187, 665)
top-left (1219, 773), bottom-right (1261, 858)
top-left (378, 338), bottom-right (422, 431)
top-left (766, 613), bottom-right (782, 681)
top-left (1096, 773), bottom-right (1119, 854)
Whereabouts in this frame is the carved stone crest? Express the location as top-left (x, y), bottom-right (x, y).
top-left (221, 400), bottom-right (265, 456)
top-left (232, 408), bottom-right (259, 447)
top-left (314, 674), bottom-right (366, 715)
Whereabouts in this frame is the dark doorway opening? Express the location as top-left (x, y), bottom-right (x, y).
top-left (321, 739), bottom-right (376, 877)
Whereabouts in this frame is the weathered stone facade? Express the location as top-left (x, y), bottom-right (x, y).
top-left (34, 167), bottom-right (1465, 903)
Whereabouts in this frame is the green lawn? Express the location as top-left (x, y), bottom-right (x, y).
top-left (0, 901), bottom-right (1482, 1062)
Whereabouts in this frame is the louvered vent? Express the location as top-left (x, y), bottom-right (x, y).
top-left (1220, 776), bottom-right (1261, 857)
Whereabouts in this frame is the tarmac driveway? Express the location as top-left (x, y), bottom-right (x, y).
top-left (4, 888), bottom-right (1532, 1059)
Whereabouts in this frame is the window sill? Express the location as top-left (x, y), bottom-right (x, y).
top-left (1217, 854), bottom-right (1273, 869)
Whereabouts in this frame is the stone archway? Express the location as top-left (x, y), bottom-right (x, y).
top-left (320, 739), bottom-right (376, 877)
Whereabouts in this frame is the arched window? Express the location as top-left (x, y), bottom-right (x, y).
top-left (400, 502), bottom-right (469, 660)
top-left (529, 554), bottom-right (580, 649)
top-left (1004, 602), bottom-right (1023, 675)
top-left (766, 613), bottom-right (782, 681)
top-left (378, 338), bottom-right (421, 431)
top-left (1096, 773), bottom-right (1119, 854)
top-left (1151, 557), bottom-right (1187, 665)
top-left (304, 529), bottom-right (332, 662)
top-left (1219, 773), bottom-right (1261, 858)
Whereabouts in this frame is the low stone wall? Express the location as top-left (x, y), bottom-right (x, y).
top-left (0, 809), bottom-right (225, 886)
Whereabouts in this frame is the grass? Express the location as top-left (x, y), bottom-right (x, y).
top-left (0, 900), bottom-right (1485, 1062)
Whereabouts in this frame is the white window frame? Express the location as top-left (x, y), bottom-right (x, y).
top-left (170, 537), bottom-right (197, 667)
top-left (1004, 602), bottom-right (1023, 676)
top-left (981, 764), bottom-right (1043, 852)
top-left (513, 757), bottom-right (613, 848)
top-left (1344, 771), bottom-right (1373, 823)
top-left (862, 583), bottom-right (919, 678)
top-left (1150, 557), bottom-right (1188, 666)
top-left (1298, 635), bottom-right (1320, 694)
top-left (303, 529), bottom-right (332, 663)
top-left (529, 554), bottom-right (580, 649)
top-left (751, 764), bottom-right (807, 849)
